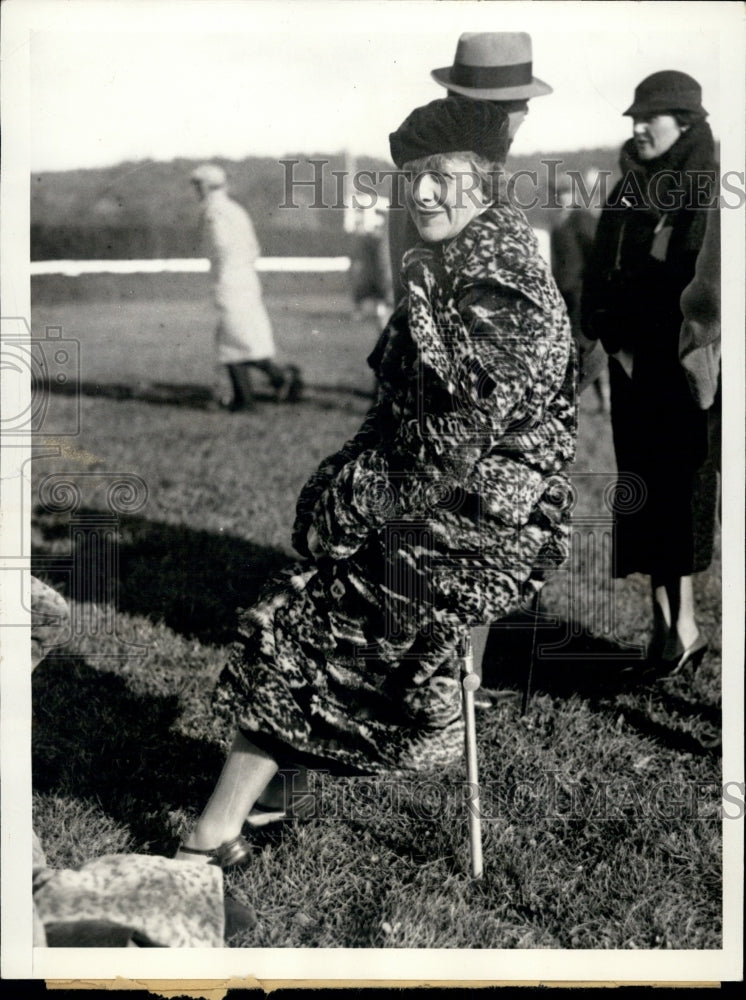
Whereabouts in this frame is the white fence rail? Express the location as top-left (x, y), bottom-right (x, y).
top-left (29, 230), bottom-right (550, 278)
top-left (30, 257), bottom-right (351, 277)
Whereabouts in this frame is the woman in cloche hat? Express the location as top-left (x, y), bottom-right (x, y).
top-left (582, 70), bottom-right (718, 674)
top-left (175, 96), bottom-right (576, 869)
top-left (390, 32), bottom-right (553, 285)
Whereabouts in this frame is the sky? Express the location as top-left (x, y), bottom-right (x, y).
top-left (12, 1), bottom-right (739, 171)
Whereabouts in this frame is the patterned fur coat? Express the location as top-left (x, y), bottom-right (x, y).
top-left (214, 203), bottom-right (576, 773)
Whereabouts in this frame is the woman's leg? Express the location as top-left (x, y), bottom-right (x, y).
top-left (650, 578), bottom-right (670, 659)
top-left (249, 359), bottom-right (303, 402)
top-left (248, 358), bottom-right (286, 390)
top-left (179, 730), bottom-right (278, 853)
top-left (651, 575), bottom-right (700, 659)
top-left (593, 371), bottom-right (611, 415)
top-left (226, 363), bottom-right (255, 410)
top-left (255, 764), bottom-right (309, 810)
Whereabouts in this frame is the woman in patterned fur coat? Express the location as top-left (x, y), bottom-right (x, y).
top-left (177, 97), bottom-right (576, 869)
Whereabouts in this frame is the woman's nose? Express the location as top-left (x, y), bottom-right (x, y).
top-left (414, 172), bottom-right (443, 206)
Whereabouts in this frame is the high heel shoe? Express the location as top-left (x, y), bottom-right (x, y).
top-left (246, 793), bottom-right (316, 829)
top-left (662, 634), bottom-right (708, 676)
top-left (175, 834), bottom-right (253, 870)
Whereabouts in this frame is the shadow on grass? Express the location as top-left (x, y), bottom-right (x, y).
top-left (33, 510), bottom-right (720, 771)
top-left (481, 612), bottom-right (644, 698)
top-left (45, 377), bottom-right (373, 410)
top-left (32, 655), bottom-right (224, 854)
top-left (45, 378), bottom-right (219, 409)
top-left (33, 510), bottom-right (295, 646)
top-left (481, 613), bottom-right (721, 757)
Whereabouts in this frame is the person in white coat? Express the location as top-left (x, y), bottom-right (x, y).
top-left (191, 164), bottom-right (302, 410)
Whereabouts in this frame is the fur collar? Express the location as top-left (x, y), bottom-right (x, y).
top-left (402, 203), bottom-right (557, 314)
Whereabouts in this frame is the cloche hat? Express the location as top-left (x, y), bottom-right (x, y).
top-left (431, 32), bottom-right (552, 101)
top-left (389, 96), bottom-right (510, 168)
top-left (623, 70), bottom-right (707, 117)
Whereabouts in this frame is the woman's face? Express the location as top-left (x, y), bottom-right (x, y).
top-left (404, 155), bottom-right (487, 243)
top-left (632, 113), bottom-right (685, 161)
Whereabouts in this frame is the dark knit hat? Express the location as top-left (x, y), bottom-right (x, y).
top-left (389, 96), bottom-right (510, 168)
top-left (623, 70), bottom-right (707, 117)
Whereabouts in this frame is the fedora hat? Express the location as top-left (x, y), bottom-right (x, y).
top-left (431, 32), bottom-right (552, 101)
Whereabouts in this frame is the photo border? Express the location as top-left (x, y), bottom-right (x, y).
top-left (1, 0), bottom-right (743, 987)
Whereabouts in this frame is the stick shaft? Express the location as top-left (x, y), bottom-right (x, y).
top-left (462, 637), bottom-right (483, 879)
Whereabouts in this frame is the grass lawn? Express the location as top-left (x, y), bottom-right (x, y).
top-left (29, 276), bottom-right (722, 948)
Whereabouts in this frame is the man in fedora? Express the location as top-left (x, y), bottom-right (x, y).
top-left (388, 32), bottom-right (553, 284)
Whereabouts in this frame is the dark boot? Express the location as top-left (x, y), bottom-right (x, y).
top-left (226, 364), bottom-right (255, 411)
top-left (252, 360), bottom-right (303, 403)
top-left (273, 364), bottom-right (304, 403)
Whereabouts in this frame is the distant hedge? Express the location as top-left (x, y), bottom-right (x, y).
top-left (30, 222), bottom-right (354, 261)
top-left (30, 270), bottom-right (349, 304)
top-left (31, 149), bottom-right (625, 261)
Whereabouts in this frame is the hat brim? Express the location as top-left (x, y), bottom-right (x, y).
top-left (431, 67), bottom-right (553, 100)
top-left (623, 100), bottom-right (708, 117)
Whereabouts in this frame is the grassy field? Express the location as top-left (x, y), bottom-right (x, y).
top-left (29, 275), bottom-right (722, 949)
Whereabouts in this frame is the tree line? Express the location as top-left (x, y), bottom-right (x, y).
top-left (31, 149), bottom-right (620, 260)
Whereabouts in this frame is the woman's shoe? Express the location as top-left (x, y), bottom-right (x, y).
top-left (175, 834), bottom-right (254, 870)
top-left (246, 802), bottom-right (291, 829)
top-left (246, 793), bottom-right (316, 829)
top-left (662, 634), bottom-right (708, 676)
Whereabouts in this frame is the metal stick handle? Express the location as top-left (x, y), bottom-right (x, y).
top-left (461, 634), bottom-right (483, 879)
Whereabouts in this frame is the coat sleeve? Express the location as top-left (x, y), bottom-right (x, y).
top-left (580, 202), bottom-right (624, 350)
top-left (291, 401), bottom-right (384, 556)
top-left (551, 219), bottom-right (585, 310)
top-left (678, 208), bottom-right (721, 409)
top-left (206, 203), bottom-right (233, 264)
top-left (241, 211), bottom-right (261, 264)
top-left (309, 280), bottom-right (570, 560)
top-left (209, 201), bottom-right (261, 268)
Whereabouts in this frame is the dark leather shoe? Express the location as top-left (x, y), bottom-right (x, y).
top-left (176, 833), bottom-right (254, 870)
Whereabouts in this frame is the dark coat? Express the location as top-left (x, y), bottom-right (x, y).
top-left (581, 120), bottom-right (719, 578)
top-left (550, 207), bottom-right (609, 389)
top-left (551, 207), bottom-right (598, 329)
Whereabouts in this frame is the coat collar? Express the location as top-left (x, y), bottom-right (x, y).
top-left (402, 203), bottom-right (557, 315)
top-left (616, 119), bottom-right (717, 218)
top-left (399, 203), bottom-right (556, 393)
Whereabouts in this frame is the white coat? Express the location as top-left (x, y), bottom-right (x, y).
top-left (202, 190), bottom-right (276, 364)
